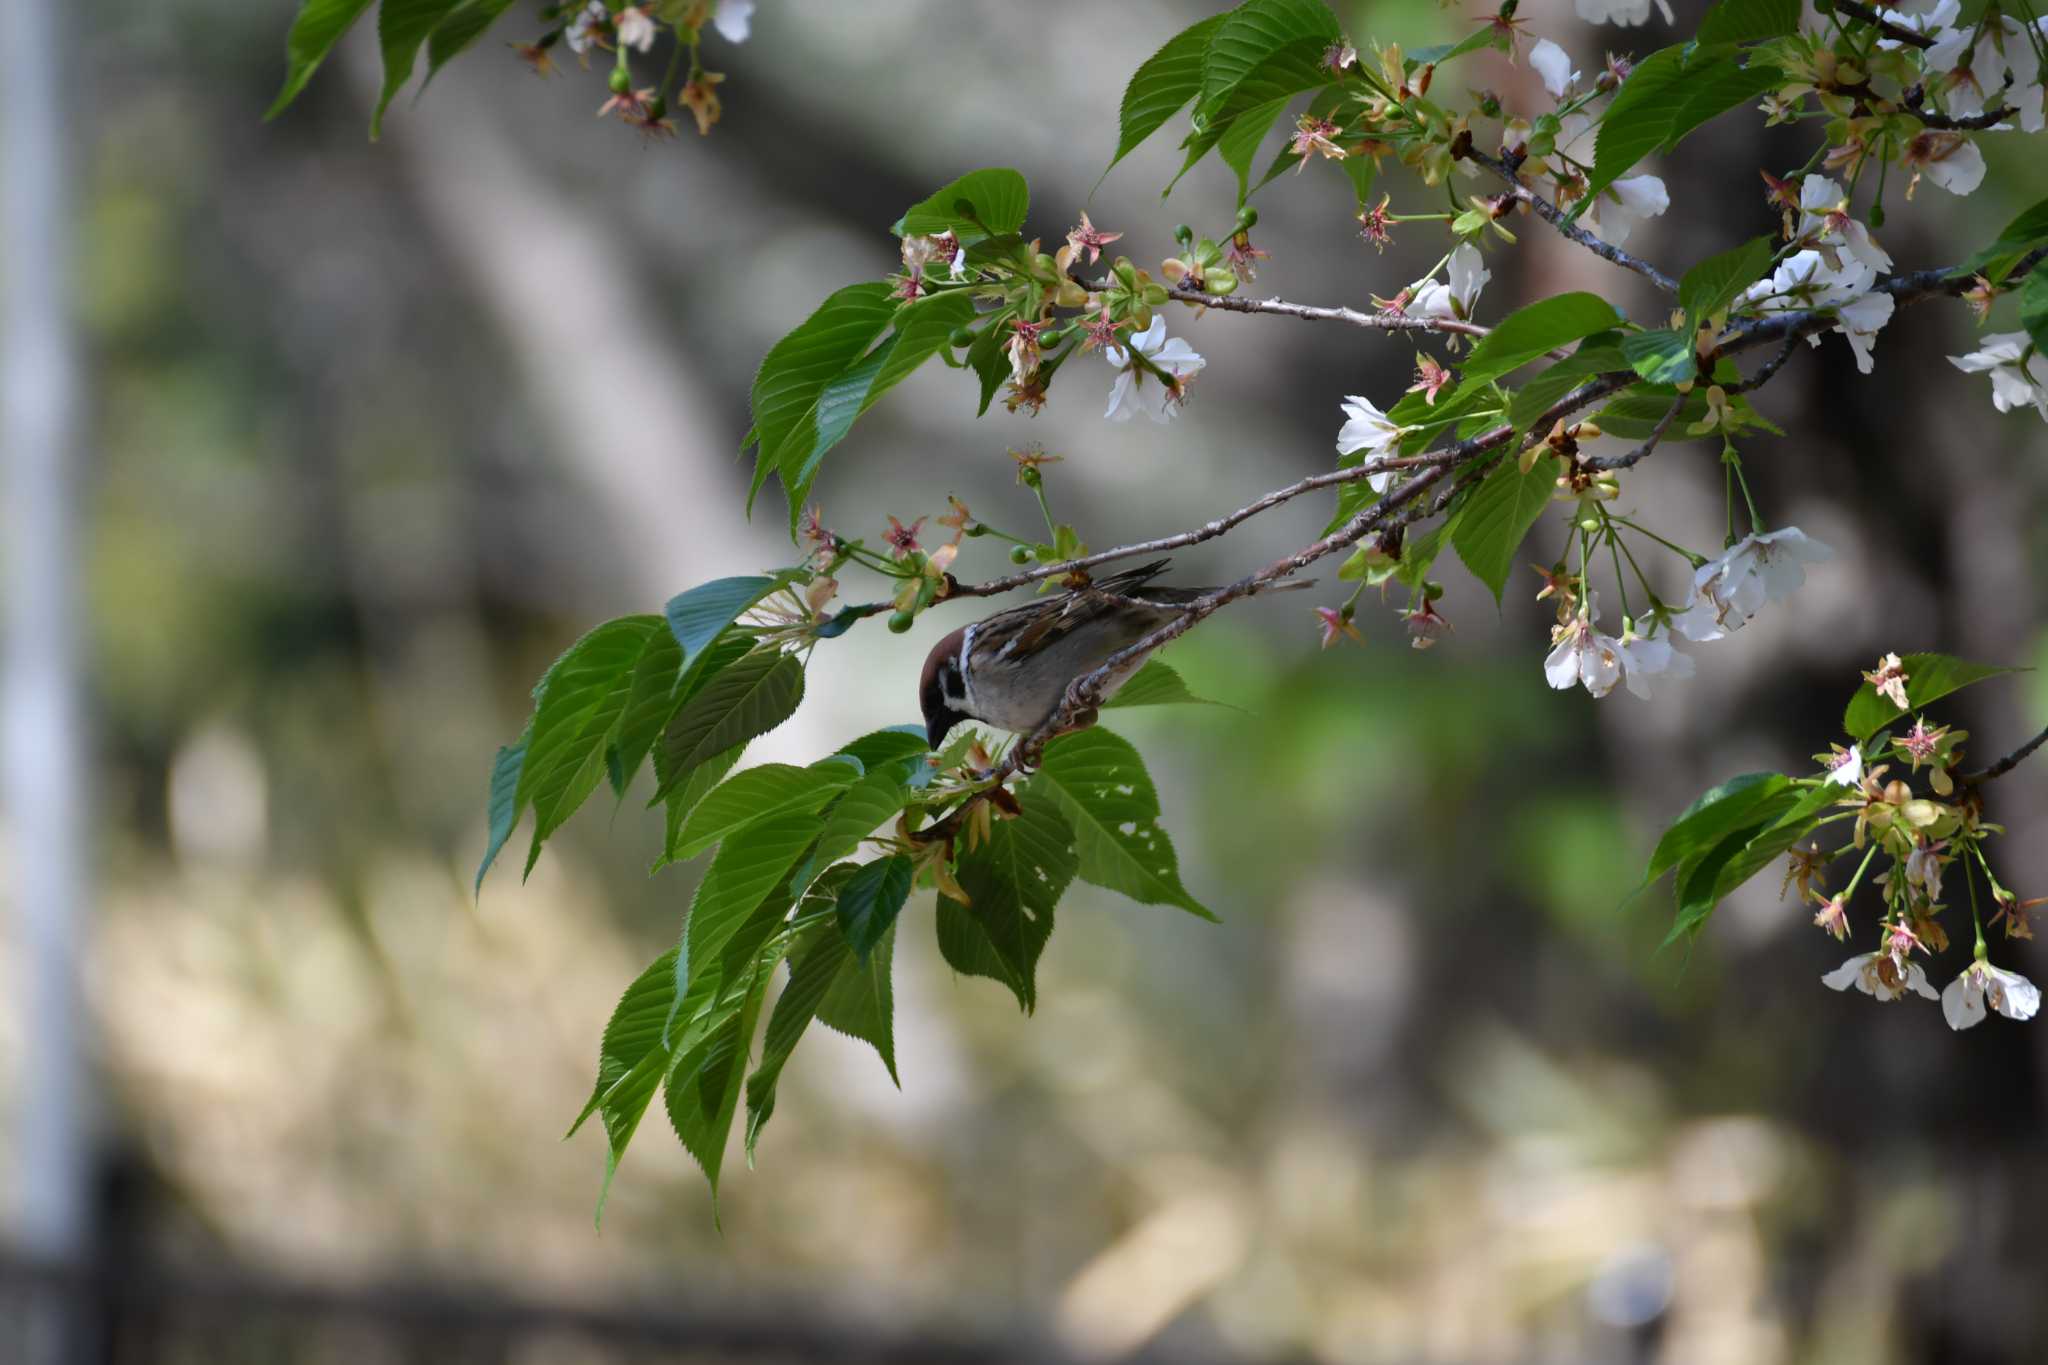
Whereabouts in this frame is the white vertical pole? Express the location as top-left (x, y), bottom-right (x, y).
top-left (3, 0), bottom-right (93, 1291)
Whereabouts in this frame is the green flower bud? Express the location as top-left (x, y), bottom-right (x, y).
top-left (1010, 544), bottom-right (1032, 564)
top-left (1235, 206), bottom-right (1260, 232)
top-left (1423, 580), bottom-right (1445, 602)
top-left (964, 522), bottom-right (990, 538)
top-left (949, 325), bottom-right (976, 349)
top-left (608, 65), bottom-right (632, 95)
top-left (887, 610), bottom-right (916, 634)
top-left (1174, 224), bottom-right (1195, 249)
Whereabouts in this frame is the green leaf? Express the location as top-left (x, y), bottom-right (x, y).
top-left (1407, 27), bottom-right (1508, 65)
top-left (475, 734), bottom-right (527, 894)
top-left (371, 0), bottom-right (467, 138)
top-left (1102, 659), bottom-right (1222, 709)
top-left (836, 726), bottom-right (932, 775)
top-left (1030, 729), bottom-right (1212, 919)
top-left (566, 948), bottom-right (677, 1223)
top-left (1459, 294), bottom-right (1623, 385)
top-left (664, 950), bottom-right (771, 1203)
top-left (1107, 12), bottom-right (1230, 174)
top-left (1583, 47), bottom-right (1778, 209)
top-left (1452, 454), bottom-right (1562, 603)
top-left (745, 283), bottom-right (898, 518)
top-left (1196, 0), bottom-right (1343, 120)
top-left (793, 292), bottom-right (980, 524)
top-left (681, 809), bottom-right (823, 987)
top-left (936, 791), bottom-right (1077, 1011)
top-left (817, 922), bottom-right (898, 1084)
top-left (665, 577), bottom-right (780, 674)
top-left (893, 169), bottom-right (1030, 241)
top-left (515, 616), bottom-right (666, 877)
top-left (1218, 96), bottom-right (1293, 200)
top-left (607, 627), bottom-right (684, 798)
top-left (652, 651), bottom-right (805, 802)
top-left (1695, 0), bottom-right (1800, 45)
top-left (836, 855), bottom-right (915, 961)
top-left (266, 0), bottom-right (377, 119)
top-left (1505, 337), bottom-right (1630, 429)
top-left (425, 0), bottom-right (517, 81)
top-left (1679, 236), bottom-right (1774, 326)
top-left (1621, 330), bottom-right (1698, 385)
top-left (2022, 269), bottom-right (2048, 353)
top-left (792, 765), bottom-right (917, 889)
top-left (1645, 772), bottom-right (1791, 884)
top-left (742, 899), bottom-right (856, 1160)
top-left (1592, 384), bottom-right (1708, 437)
top-left (656, 744), bottom-right (746, 873)
top-left (1664, 782), bottom-right (1839, 945)
top-left (1960, 195), bottom-right (2048, 278)
top-left (1843, 652), bottom-right (2019, 743)
top-left (673, 763), bottom-right (860, 862)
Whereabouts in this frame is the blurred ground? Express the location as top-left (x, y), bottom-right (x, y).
top-left (3, 0), bottom-right (2047, 1361)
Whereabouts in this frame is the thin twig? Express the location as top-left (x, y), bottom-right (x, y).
top-left (1586, 396), bottom-right (1686, 471)
top-left (1964, 725), bottom-right (2048, 786)
top-left (1459, 145), bottom-right (1681, 294)
top-left (1831, 0), bottom-right (1935, 49)
top-left (946, 452), bottom-right (1456, 598)
top-left (1163, 284), bottom-right (1492, 342)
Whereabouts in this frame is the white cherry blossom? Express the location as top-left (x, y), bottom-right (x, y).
top-left (1336, 395), bottom-right (1407, 491)
top-left (565, 0), bottom-right (609, 54)
top-left (1824, 952), bottom-right (1939, 1002)
top-left (1669, 527), bottom-right (1833, 641)
top-left (614, 5), bottom-right (656, 52)
top-left (1615, 620), bottom-right (1694, 699)
top-left (1941, 960), bottom-right (2042, 1029)
top-left (1824, 744), bottom-right (1864, 788)
top-left (1582, 175), bottom-right (1669, 248)
top-left (1530, 40), bottom-right (1579, 100)
top-left (1744, 251), bottom-right (1892, 374)
top-left (1574, 0), bottom-right (1674, 27)
top-left (1926, 15), bottom-right (2044, 130)
top-left (1545, 593), bottom-right (1624, 697)
top-left (713, 0), bottom-right (756, 43)
top-left (1104, 318), bottom-right (1205, 424)
top-left (1797, 175), bottom-right (1892, 274)
top-left (1905, 134), bottom-right (1985, 196)
top-left (1411, 244), bottom-right (1490, 321)
top-left (1949, 332), bottom-right (2048, 421)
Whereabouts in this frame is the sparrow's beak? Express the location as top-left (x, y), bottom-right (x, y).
top-left (926, 711), bottom-right (959, 751)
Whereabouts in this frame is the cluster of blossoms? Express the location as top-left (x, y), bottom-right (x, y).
top-left (1791, 659), bottom-right (2044, 1029)
top-left (517, 0), bottom-right (753, 137)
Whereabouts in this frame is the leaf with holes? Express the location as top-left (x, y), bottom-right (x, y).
top-left (1030, 729), bottom-right (1212, 920)
top-left (936, 791), bottom-right (1077, 1012)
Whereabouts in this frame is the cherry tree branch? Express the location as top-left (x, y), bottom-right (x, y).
top-left (1964, 725), bottom-right (2048, 786)
top-left (1830, 0), bottom-right (1934, 49)
top-left (1457, 143), bottom-right (1681, 294)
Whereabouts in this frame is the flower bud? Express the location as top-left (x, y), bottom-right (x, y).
top-left (1423, 579), bottom-right (1445, 602)
top-left (608, 64), bottom-right (632, 95)
top-left (1234, 205), bottom-right (1260, 232)
top-left (888, 610), bottom-right (916, 634)
top-left (1009, 544), bottom-right (1032, 564)
top-left (1174, 224), bottom-right (1195, 249)
top-left (948, 325), bottom-right (976, 349)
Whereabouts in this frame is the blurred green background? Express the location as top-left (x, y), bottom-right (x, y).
top-left (6, 0), bottom-right (2048, 1360)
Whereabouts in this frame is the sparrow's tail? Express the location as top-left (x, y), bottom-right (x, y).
top-left (1246, 576), bottom-right (1315, 595)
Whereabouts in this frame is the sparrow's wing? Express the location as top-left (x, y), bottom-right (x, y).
top-left (1090, 558), bottom-right (1173, 594)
